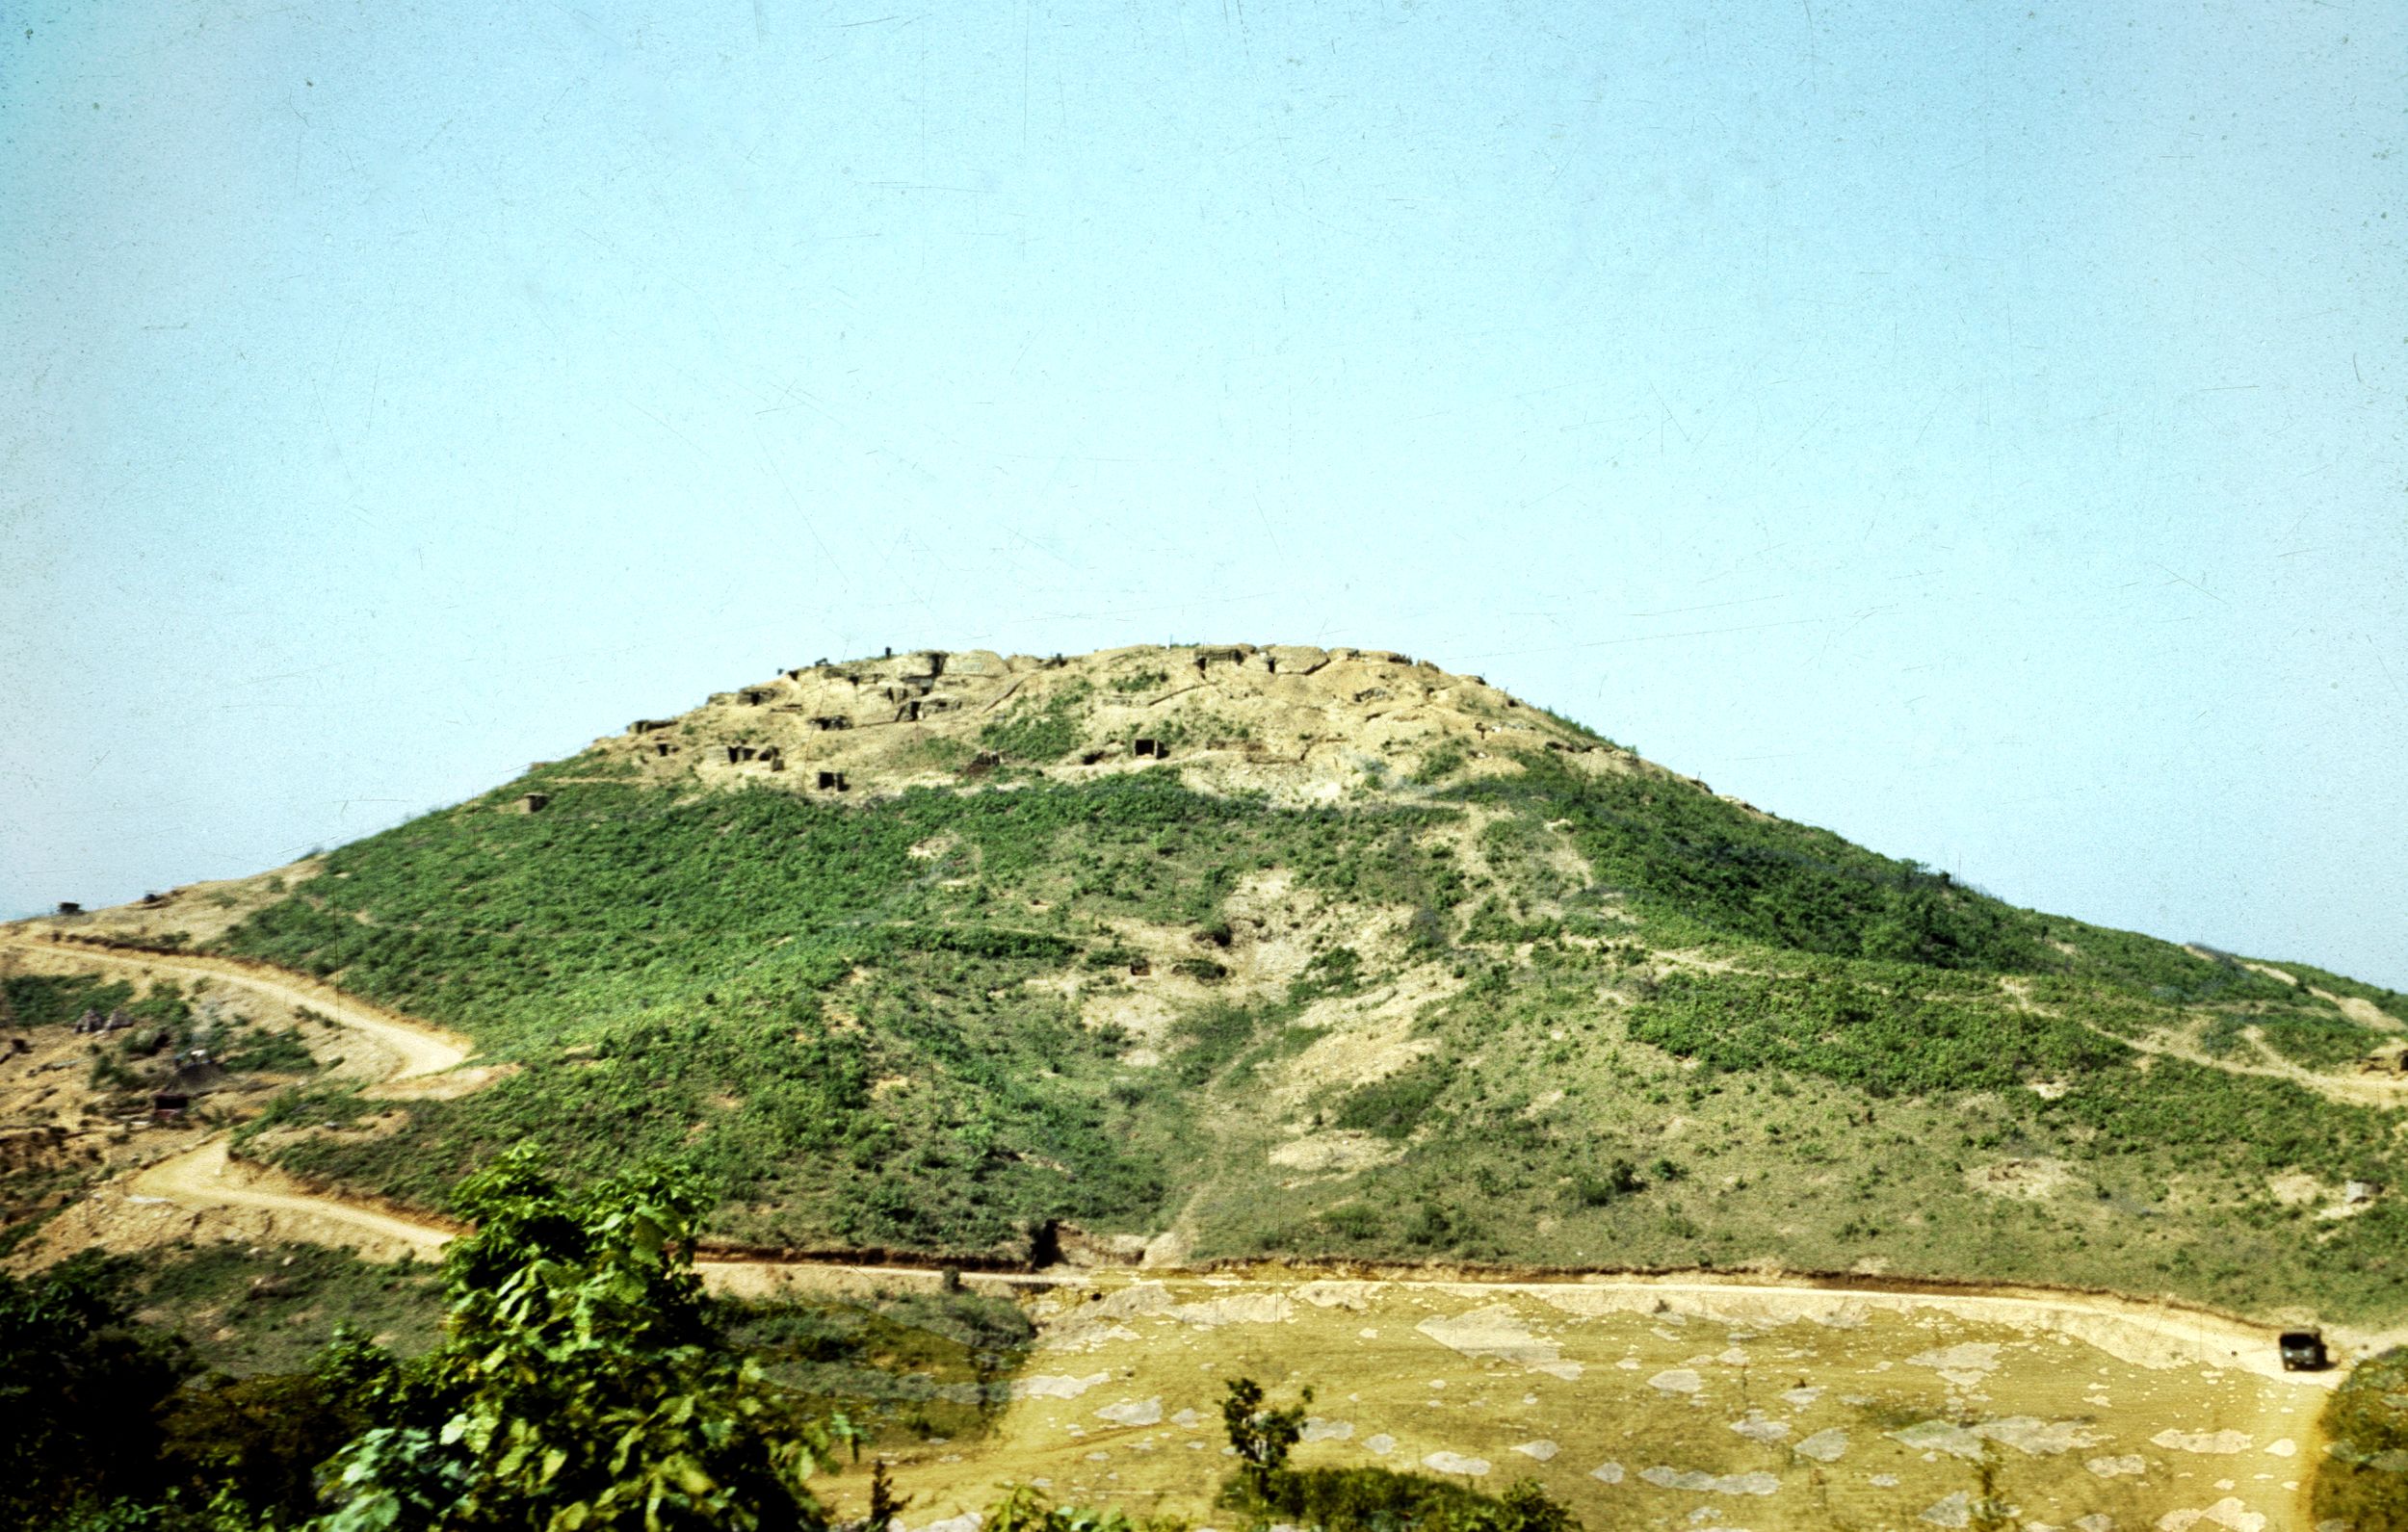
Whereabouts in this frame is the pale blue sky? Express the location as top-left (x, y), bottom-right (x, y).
top-left (4, 1), bottom-right (2401, 985)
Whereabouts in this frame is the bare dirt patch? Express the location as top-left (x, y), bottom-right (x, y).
top-left (1965, 1157), bottom-right (2076, 1201)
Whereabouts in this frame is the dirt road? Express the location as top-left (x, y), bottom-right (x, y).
top-left (128, 1136), bottom-right (452, 1259)
top-left (0, 933), bottom-right (471, 1087)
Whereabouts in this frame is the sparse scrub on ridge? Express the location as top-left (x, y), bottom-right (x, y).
top-left (979, 681), bottom-right (1095, 763)
top-left (2262, 959), bottom-right (2408, 1024)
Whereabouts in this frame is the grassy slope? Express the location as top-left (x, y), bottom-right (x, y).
top-left (204, 741), bottom-right (2408, 1321)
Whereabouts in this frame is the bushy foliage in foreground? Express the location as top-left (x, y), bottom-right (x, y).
top-left (308, 1149), bottom-right (843, 1532)
top-left (2314, 1346), bottom-right (2408, 1531)
top-left (0, 1256), bottom-right (196, 1529)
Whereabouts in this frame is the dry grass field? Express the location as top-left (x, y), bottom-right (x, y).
top-left (862, 1271), bottom-right (2328, 1532)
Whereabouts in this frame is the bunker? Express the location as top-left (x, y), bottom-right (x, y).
top-left (518, 792), bottom-right (550, 814)
top-left (55, 901), bottom-right (81, 916)
top-left (150, 1091), bottom-right (190, 1124)
top-left (816, 770), bottom-right (849, 792)
top-left (1133, 739), bottom-right (1165, 758)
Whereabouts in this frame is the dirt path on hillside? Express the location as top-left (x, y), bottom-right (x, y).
top-left (2001, 973), bottom-right (2408, 1109)
top-left (0, 934), bottom-right (472, 1089)
top-left (91, 1133), bottom-right (2386, 1385)
top-left (2123, 1017), bottom-right (2408, 1109)
top-left (2240, 961), bottom-right (2402, 1032)
top-left (129, 1136), bottom-right (452, 1258)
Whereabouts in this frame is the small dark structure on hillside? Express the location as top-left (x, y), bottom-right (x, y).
top-left (816, 770), bottom-right (849, 792)
top-left (725, 744), bottom-right (762, 765)
top-left (1133, 739), bottom-right (1165, 759)
top-left (1129, 957), bottom-right (1151, 976)
top-left (55, 901), bottom-right (81, 916)
top-left (518, 792), bottom-right (550, 814)
top-left (150, 1091), bottom-right (190, 1124)
top-left (631, 718), bottom-right (672, 734)
top-left (962, 751), bottom-right (1000, 779)
top-left (2280, 1332), bottom-right (2330, 1371)
top-left (809, 715), bottom-right (852, 732)
top-left (740, 688), bottom-right (774, 705)
top-left (652, 741), bottom-right (677, 757)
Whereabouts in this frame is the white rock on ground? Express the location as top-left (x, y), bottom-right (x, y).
top-left (1793, 1428), bottom-right (1848, 1463)
top-left (2152, 1430), bottom-right (2253, 1455)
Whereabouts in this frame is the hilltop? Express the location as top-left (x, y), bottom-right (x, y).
top-left (11, 643), bottom-right (2408, 1322)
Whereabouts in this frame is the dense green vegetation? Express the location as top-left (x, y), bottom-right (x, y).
top-left (181, 717), bottom-right (2407, 1317)
top-left (2314, 1346), bottom-right (2408, 1531)
top-left (211, 768), bottom-right (1454, 1251)
top-left (1462, 754), bottom-right (2050, 969)
top-left (0, 1154), bottom-right (1064, 1532)
top-left (1624, 963), bottom-right (2125, 1098)
top-left (1, 1254), bottom-right (196, 1530)
top-left (3, 972), bottom-right (191, 1030)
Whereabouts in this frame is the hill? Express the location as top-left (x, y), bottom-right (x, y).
top-left (14, 643), bottom-right (2408, 1322)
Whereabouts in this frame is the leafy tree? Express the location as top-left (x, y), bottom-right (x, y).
top-left (1218, 1376), bottom-right (1311, 1500)
top-left (311, 1148), bottom-right (847, 1531)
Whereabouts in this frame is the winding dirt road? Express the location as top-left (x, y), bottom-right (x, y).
top-left (13, 932), bottom-right (2387, 1391)
top-left (129, 1136), bottom-right (452, 1258)
top-left (0, 934), bottom-right (471, 1087)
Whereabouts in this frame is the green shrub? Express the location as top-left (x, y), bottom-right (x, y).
top-left (1332, 1059), bottom-right (1450, 1140)
top-left (2314, 1346), bottom-right (2408, 1531)
top-left (1570, 1158), bottom-right (1641, 1207)
top-left (1216, 1378), bottom-right (1580, 1532)
top-left (980, 684), bottom-right (1094, 763)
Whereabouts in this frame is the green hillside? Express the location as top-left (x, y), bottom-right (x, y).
top-left (188, 645), bottom-right (2405, 1321)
